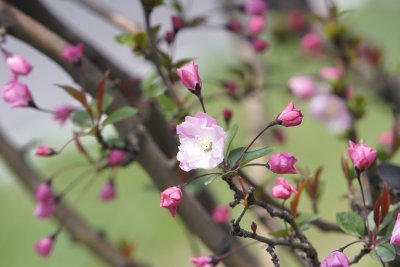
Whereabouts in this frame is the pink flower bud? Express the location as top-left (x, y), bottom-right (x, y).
top-left (191, 256), bottom-right (213, 267)
top-left (320, 251), bottom-right (349, 267)
top-left (35, 182), bottom-right (52, 202)
top-left (348, 140), bottom-right (377, 171)
top-left (165, 30), bottom-right (175, 44)
top-left (212, 205), bottom-right (230, 224)
top-left (248, 15), bottom-right (266, 35)
top-left (171, 15), bottom-right (185, 32)
top-left (379, 132), bottom-right (394, 148)
top-left (6, 54), bottom-right (33, 76)
top-left (250, 38), bottom-right (269, 53)
top-left (288, 76), bottom-right (316, 99)
top-left (277, 101), bottom-right (303, 127)
top-left (223, 80), bottom-right (239, 95)
top-left (34, 237), bottom-right (54, 257)
top-left (319, 67), bottom-right (343, 81)
top-left (99, 180), bottom-right (116, 201)
top-left (34, 200), bottom-right (56, 219)
top-left (1, 80), bottom-right (33, 107)
top-left (107, 149), bottom-right (126, 165)
top-left (271, 177), bottom-right (297, 199)
top-left (287, 11), bottom-right (305, 32)
top-left (61, 43), bottom-right (84, 63)
top-left (272, 129), bottom-right (285, 144)
top-left (267, 152), bottom-right (297, 174)
top-left (300, 32), bottom-right (322, 53)
top-left (223, 108), bottom-right (233, 125)
top-left (245, 0), bottom-right (268, 15)
top-left (390, 213), bottom-right (400, 245)
top-left (53, 104), bottom-right (74, 125)
top-left (35, 145), bottom-right (56, 157)
top-left (226, 19), bottom-right (243, 33)
top-left (160, 186), bottom-right (182, 217)
top-left (177, 61), bottom-right (202, 92)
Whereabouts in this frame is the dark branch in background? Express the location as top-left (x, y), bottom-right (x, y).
top-left (0, 2), bottom-right (259, 266)
top-left (0, 129), bottom-right (149, 267)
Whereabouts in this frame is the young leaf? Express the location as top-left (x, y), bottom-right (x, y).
top-left (102, 107), bottom-right (138, 127)
top-left (70, 110), bottom-right (92, 128)
top-left (96, 70), bottom-right (110, 121)
top-left (336, 211), bottom-right (365, 236)
top-left (224, 124), bottom-right (238, 157)
top-left (115, 34), bottom-right (136, 46)
top-left (227, 146), bottom-right (273, 167)
top-left (290, 180), bottom-right (308, 216)
top-left (57, 84), bottom-right (93, 118)
top-left (371, 243), bottom-right (396, 262)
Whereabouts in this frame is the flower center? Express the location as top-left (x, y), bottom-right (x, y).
top-left (197, 137), bottom-right (213, 152)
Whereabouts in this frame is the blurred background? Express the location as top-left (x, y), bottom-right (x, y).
top-left (1, 0), bottom-right (400, 266)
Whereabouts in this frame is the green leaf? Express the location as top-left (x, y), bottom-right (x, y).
top-left (371, 243), bottom-right (396, 262)
top-left (203, 174), bottom-right (220, 186)
top-left (269, 214), bottom-right (320, 238)
top-left (174, 58), bottom-right (193, 68)
top-left (91, 93), bottom-right (114, 117)
top-left (115, 34), bottom-right (136, 46)
top-left (336, 211), bottom-right (365, 236)
top-left (102, 107), bottom-right (138, 127)
top-left (227, 146), bottom-right (273, 167)
top-left (224, 124), bottom-right (238, 157)
top-left (70, 110), bottom-right (92, 128)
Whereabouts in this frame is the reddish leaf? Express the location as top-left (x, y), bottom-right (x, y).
top-left (118, 239), bottom-right (136, 260)
top-left (96, 70), bottom-right (110, 121)
top-left (381, 183), bottom-right (390, 223)
top-left (373, 196), bottom-right (381, 227)
top-left (251, 221), bottom-right (258, 236)
top-left (290, 180), bottom-right (308, 216)
top-left (58, 84), bottom-right (93, 118)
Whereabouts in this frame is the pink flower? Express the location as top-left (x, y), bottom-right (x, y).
top-left (287, 11), bottom-right (305, 32)
top-left (277, 101), bottom-right (303, 127)
top-left (348, 140), bottom-right (377, 170)
top-left (379, 132), bottom-right (394, 147)
top-left (176, 112), bottom-right (227, 171)
top-left (2, 80), bottom-right (33, 107)
top-left (245, 0), bottom-right (268, 15)
top-left (288, 76), bottom-right (316, 99)
top-left (300, 32), bottom-right (322, 53)
top-left (171, 15), bottom-right (185, 32)
top-left (61, 43), bottom-right (84, 63)
top-left (35, 145), bottom-right (56, 157)
top-left (390, 213), bottom-right (400, 245)
top-left (35, 182), bottom-right (52, 202)
top-left (251, 38), bottom-right (269, 53)
top-left (99, 180), bottom-right (116, 201)
top-left (223, 80), bottom-right (239, 95)
top-left (107, 149), bottom-right (126, 165)
top-left (320, 251), bottom-right (349, 267)
top-left (212, 205), bottom-right (230, 224)
top-left (191, 256), bottom-right (213, 267)
top-left (165, 30), bottom-right (175, 44)
top-left (308, 94), bottom-right (351, 134)
top-left (53, 104), bottom-right (74, 125)
top-left (271, 177), bottom-right (297, 199)
top-left (248, 15), bottom-right (266, 35)
top-left (223, 108), bottom-right (233, 125)
top-left (177, 61), bottom-right (202, 92)
top-left (226, 19), bottom-right (243, 33)
top-left (6, 54), bottom-right (33, 76)
top-left (319, 67), bottom-right (343, 81)
top-left (34, 237), bottom-right (54, 257)
top-left (34, 200), bottom-right (56, 219)
top-left (267, 152), bottom-right (297, 174)
top-left (160, 186), bottom-right (182, 217)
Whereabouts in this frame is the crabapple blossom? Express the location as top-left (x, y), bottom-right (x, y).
top-left (223, 80), bottom-right (239, 95)
top-left (160, 186), bottom-right (182, 217)
top-left (379, 131), bottom-right (394, 148)
top-left (288, 76), bottom-right (316, 99)
top-left (165, 30), bottom-right (175, 44)
top-left (1, 80), bottom-right (33, 107)
top-left (35, 182), bottom-right (53, 202)
top-left (107, 149), bottom-right (126, 165)
top-left (34, 200), bottom-right (56, 219)
top-left (267, 152), bottom-right (297, 174)
top-left (171, 15), bottom-right (185, 32)
top-left (320, 67), bottom-right (343, 81)
top-left (300, 32), bottom-right (322, 53)
top-left (320, 251), bottom-right (349, 267)
top-left (176, 112), bottom-right (227, 171)
top-left (348, 141), bottom-right (377, 171)
top-left (250, 38), bottom-right (268, 52)
top-left (61, 43), bottom-right (84, 63)
top-left (248, 15), bottom-right (266, 35)
top-left (245, 0), bottom-right (268, 15)
top-left (35, 145), bottom-right (56, 157)
top-left (223, 108), bottom-right (233, 125)
top-left (53, 105), bottom-right (74, 125)
top-left (390, 213), bottom-right (400, 245)
top-left (99, 180), bottom-right (116, 201)
top-left (177, 61), bottom-right (202, 92)
top-left (212, 205), bottom-right (230, 224)
top-left (6, 54), bottom-right (32, 76)
top-left (191, 256), bottom-right (214, 267)
top-left (287, 11), bottom-right (306, 32)
top-left (34, 237), bottom-right (54, 257)
top-left (271, 177), bottom-right (297, 199)
top-left (226, 19), bottom-right (243, 33)
top-left (276, 101), bottom-right (303, 127)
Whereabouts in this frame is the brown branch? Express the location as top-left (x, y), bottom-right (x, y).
top-left (0, 129), bottom-right (149, 267)
top-left (0, 2), bottom-right (259, 266)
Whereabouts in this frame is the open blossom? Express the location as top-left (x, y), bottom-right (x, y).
top-left (248, 15), bottom-right (266, 35)
top-left (177, 61), bottom-right (202, 92)
top-left (61, 43), bottom-right (84, 63)
top-left (176, 112), bottom-right (227, 171)
top-left (300, 32), bottom-right (322, 53)
top-left (34, 237), bottom-right (54, 257)
top-left (320, 67), bottom-right (343, 81)
top-left (267, 152), bottom-right (297, 174)
top-left (245, 0), bottom-right (268, 15)
top-left (320, 251), bottom-right (349, 267)
top-left (348, 140), bottom-right (377, 170)
top-left (160, 186), bottom-right (182, 217)
top-left (35, 182), bottom-right (53, 202)
top-left (271, 177), bottom-right (297, 199)
top-left (6, 54), bottom-right (33, 76)
top-left (34, 200), bottom-right (56, 219)
top-left (107, 149), bottom-right (126, 165)
top-left (309, 94), bottom-right (351, 134)
top-left (35, 145), bottom-right (56, 157)
top-left (53, 105), bottom-right (74, 125)
top-left (191, 256), bottom-right (214, 267)
top-left (99, 180), bottom-right (116, 201)
top-left (250, 38), bottom-right (268, 53)
top-left (2, 80), bottom-right (33, 107)
top-left (390, 213), bottom-right (400, 245)
top-left (212, 205), bottom-right (230, 224)
top-left (277, 101), bottom-right (303, 127)
top-left (288, 76), bottom-right (316, 99)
